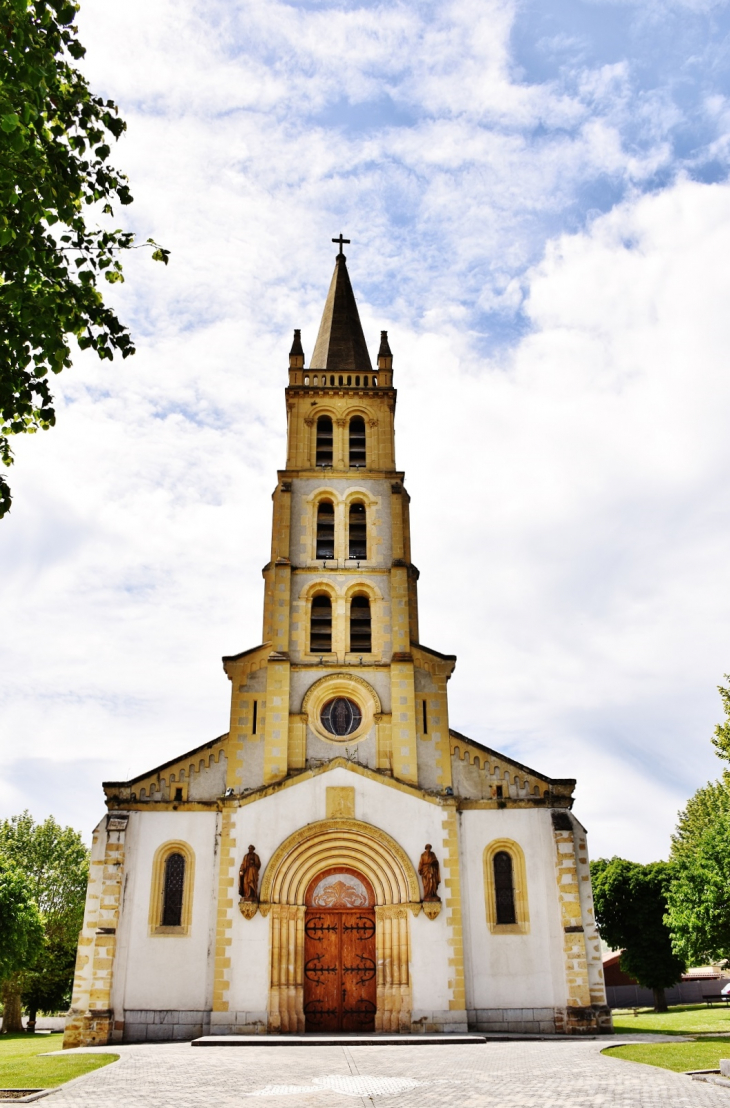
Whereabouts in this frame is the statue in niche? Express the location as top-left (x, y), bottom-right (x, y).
top-left (418, 844), bottom-right (441, 902)
top-left (239, 845), bottom-right (261, 902)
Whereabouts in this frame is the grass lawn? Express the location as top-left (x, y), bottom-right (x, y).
top-left (611, 1004), bottom-right (730, 1036)
top-left (604, 1037), bottom-right (730, 1073)
top-left (0, 1033), bottom-right (117, 1090)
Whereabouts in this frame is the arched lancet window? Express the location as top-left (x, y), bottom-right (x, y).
top-left (316, 416), bottom-right (333, 466)
top-left (316, 501), bottom-right (335, 559)
top-left (350, 595), bottom-right (371, 652)
top-left (364, 376), bottom-right (369, 386)
top-left (348, 502), bottom-right (366, 559)
top-left (311, 594), bottom-right (332, 652)
top-left (373, 376), bottom-right (378, 387)
top-left (304, 375), bottom-right (310, 385)
top-left (349, 417), bottom-right (366, 467)
top-left (347, 375), bottom-right (351, 385)
top-left (330, 375), bottom-right (335, 386)
top-left (339, 375), bottom-right (343, 386)
top-left (355, 375), bottom-right (360, 386)
top-left (493, 851), bottom-right (516, 925)
top-left (162, 852), bottom-right (185, 927)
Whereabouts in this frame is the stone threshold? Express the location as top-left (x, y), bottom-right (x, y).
top-left (191, 1033), bottom-right (487, 1047)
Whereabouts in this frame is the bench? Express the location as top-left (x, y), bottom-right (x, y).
top-left (703, 994), bottom-right (730, 1006)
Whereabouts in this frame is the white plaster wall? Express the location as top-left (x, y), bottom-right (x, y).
top-left (225, 766), bottom-right (451, 1014)
top-left (459, 808), bottom-right (567, 1010)
top-left (113, 811), bottom-right (220, 1012)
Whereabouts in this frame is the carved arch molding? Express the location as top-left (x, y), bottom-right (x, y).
top-left (260, 819), bottom-right (419, 1033)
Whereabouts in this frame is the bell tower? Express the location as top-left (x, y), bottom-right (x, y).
top-left (224, 240), bottom-right (456, 794)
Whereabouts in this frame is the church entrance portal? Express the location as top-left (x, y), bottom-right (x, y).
top-left (303, 869), bottom-right (376, 1032)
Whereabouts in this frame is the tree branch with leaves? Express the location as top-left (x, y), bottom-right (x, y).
top-left (0, 0), bottom-right (168, 518)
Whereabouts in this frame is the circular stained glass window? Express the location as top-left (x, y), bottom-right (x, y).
top-left (321, 697), bottom-right (362, 737)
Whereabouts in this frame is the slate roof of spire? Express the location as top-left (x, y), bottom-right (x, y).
top-left (310, 252), bottom-right (372, 372)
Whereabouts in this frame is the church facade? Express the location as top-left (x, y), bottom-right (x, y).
top-left (64, 245), bottom-right (611, 1046)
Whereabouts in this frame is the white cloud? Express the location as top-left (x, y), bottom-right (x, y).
top-left (2, 0), bottom-right (730, 864)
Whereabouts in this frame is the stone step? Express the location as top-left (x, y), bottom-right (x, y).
top-left (191, 1033), bottom-right (487, 1047)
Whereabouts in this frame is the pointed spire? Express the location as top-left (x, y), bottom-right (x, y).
top-left (378, 330), bottom-right (393, 371)
top-left (310, 251), bottom-right (372, 373)
top-left (289, 328), bottom-right (304, 369)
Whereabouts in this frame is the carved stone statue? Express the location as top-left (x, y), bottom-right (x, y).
top-left (418, 843), bottom-right (441, 902)
top-left (239, 845), bottom-right (261, 901)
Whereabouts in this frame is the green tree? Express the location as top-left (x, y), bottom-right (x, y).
top-left (0, 0), bottom-right (168, 519)
top-left (711, 676), bottom-right (730, 763)
top-left (0, 856), bottom-right (43, 1032)
top-left (590, 857), bottom-right (686, 1012)
top-left (0, 813), bottom-right (89, 1031)
top-left (666, 677), bottom-right (730, 965)
top-left (667, 810), bottom-right (730, 966)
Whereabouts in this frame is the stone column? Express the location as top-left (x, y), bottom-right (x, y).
top-left (267, 904), bottom-right (305, 1032)
top-left (375, 905), bottom-right (412, 1032)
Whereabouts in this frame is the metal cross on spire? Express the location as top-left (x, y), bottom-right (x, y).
top-left (332, 234), bottom-right (350, 256)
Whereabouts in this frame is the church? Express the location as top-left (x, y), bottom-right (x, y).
top-left (64, 242), bottom-right (611, 1046)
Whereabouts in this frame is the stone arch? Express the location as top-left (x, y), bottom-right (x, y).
top-left (260, 817), bottom-right (419, 907)
top-left (300, 578), bottom-right (338, 601)
top-left (260, 819), bottom-right (419, 1033)
top-left (301, 671), bottom-right (382, 716)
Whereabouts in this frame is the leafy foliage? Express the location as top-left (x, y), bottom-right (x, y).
top-left (711, 676), bottom-right (730, 763)
top-left (671, 772), bottom-right (730, 860)
top-left (0, 0), bottom-right (168, 518)
top-left (0, 857), bottom-right (43, 984)
top-left (590, 857), bottom-right (686, 1009)
top-left (0, 813), bottom-right (89, 1016)
top-left (665, 679), bottom-right (730, 965)
top-left (667, 801), bottom-right (730, 965)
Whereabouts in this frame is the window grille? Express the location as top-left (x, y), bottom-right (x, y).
top-left (311, 594), bottom-right (333, 652)
top-left (350, 595), bottom-right (371, 652)
top-left (493, 851), bottom-right (516, 925)
top-left (321, 697), bottom-right (362, 737)
top-left (349, 417), bottom-right (366, 467)
top-left (162, 852), bottom-right (185, 927)
top-left (316, 501), bottom-right (335, 559)
top-left (348, 502), bottom-right (367, 559)
top-left (316, 416), bottom-right (333, 465)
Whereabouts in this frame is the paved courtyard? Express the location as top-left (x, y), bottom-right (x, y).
top-left (43, 1038), bottom-right (730, 1107)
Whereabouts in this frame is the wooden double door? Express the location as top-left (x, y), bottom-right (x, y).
top-left (303, 871), bottom-right (376, 1032)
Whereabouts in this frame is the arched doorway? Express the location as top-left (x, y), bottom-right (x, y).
top-left (260, 818), bottom-right (421, 1033)
top-left (304, 869), bottom-right (376, 1032)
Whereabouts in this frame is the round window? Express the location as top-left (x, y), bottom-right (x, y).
top-left (321, 697), bottom-right (362, 737)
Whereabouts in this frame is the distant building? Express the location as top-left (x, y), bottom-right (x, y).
top-left (603, 952), bottom-right (728, 1006)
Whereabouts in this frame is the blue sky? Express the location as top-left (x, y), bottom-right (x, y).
top-left (2, 0), bottom-right (730, 857)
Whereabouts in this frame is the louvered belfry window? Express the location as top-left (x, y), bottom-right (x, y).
top-left (316, 416), bottom-right (333, 465)
top-left (349, 416), bottom-right (366, 466)
top-left (316, 501), bottom-right (335, 559)
top-left (350, 595), bottom-right (372, 652)
top-left (162, 852), bottom-right (185, 927)
top-left (493, 851), bottom-right (517, 925)
top-left (348, 502), bottom-right (366, 560)
top-left (311, 594), bottom-right (333, 652)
